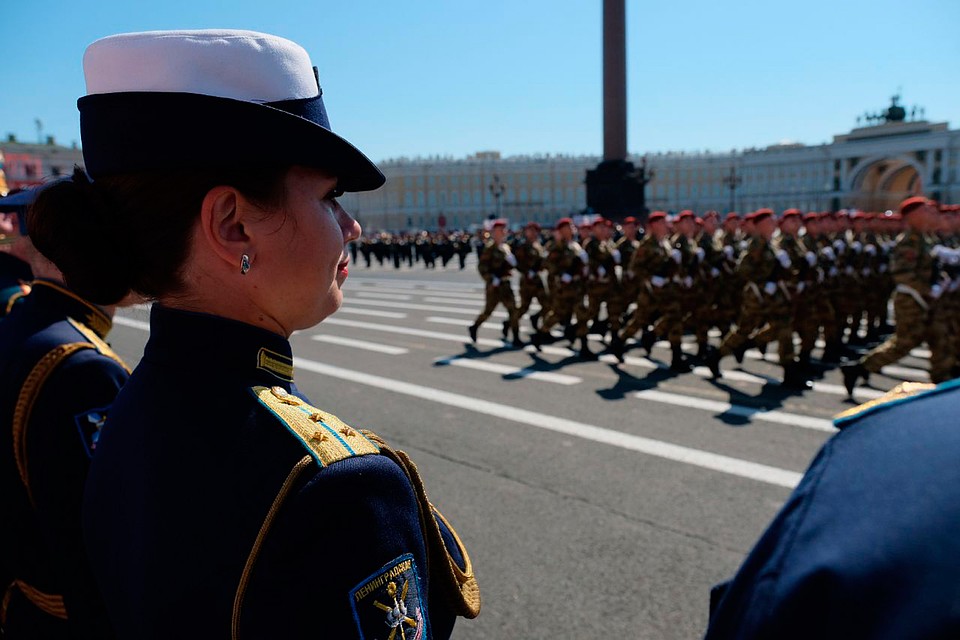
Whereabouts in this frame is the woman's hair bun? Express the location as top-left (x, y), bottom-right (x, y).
top-left (29, 166), bottom-right (133, 305)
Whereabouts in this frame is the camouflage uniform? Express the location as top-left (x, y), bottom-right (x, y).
top-left (538, 238), bottom-right (586, 338)
top-left (579, 235), bottom-right (622, 339)
top-left (471, 239), bottom-right (520, 343)
top-left (513, 236), bottom-right (550, 329)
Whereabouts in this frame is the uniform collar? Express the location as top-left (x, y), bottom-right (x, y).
top-left (25, 279), bottom-right (113, 338)
top-left (144, 305), bottom-right (295, 385)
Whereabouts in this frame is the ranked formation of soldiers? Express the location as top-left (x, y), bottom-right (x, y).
top-left (468, 196), bottom-right (960, 393)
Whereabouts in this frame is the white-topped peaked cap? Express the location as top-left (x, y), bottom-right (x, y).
top-left (78, 29), bottom-right (384, 192)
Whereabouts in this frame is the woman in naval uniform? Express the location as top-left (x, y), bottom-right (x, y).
top-left (30, 30), bottom-right (479, 639)
top-left (0, 182), bottom-right (129, 638)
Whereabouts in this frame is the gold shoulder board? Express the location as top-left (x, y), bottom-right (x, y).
top-left (251, 386), bottom-right (379, 467)
top-left (834, 381), bottom-right (937, 429)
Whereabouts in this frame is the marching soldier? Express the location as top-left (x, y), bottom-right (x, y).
top-left (615, 216), bottom-right (641, 324)
top-left (512, 222), bottom-right (550, 332)
top-left (707, 209), bottom-right (811, 388)
top-left (530, 218), bottom-right (589, 356)
top-left (843, 197), bottom-right (952, 393)
top-left (469, 220), bottom-right (522, 347)
top-left (578, 218), bottom-right (622, 356)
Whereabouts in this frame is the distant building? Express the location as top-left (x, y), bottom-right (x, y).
top-left (0, 135), bottom-right (83, 191)
top-left (343, 96), bottom-right (959, 231)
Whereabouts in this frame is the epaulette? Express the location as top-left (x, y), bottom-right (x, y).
top-left (251, 386), bottom-right (379, 466)
top-left (66, 318), bottom-right (130, 372)
top-left (833, 380), bottom-right (947, 429)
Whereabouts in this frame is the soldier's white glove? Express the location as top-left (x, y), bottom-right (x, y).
top-left (879, 264), bottom-right (888, 274)
top-left (931, 244), bottom-right (945, 259)
top-left (670, 249), bottom-right (682, 264)
top-left (763, 281), bottom-right (777, 296)
top-left (829, 266), bottom-right (839, 278)
top-left (850, 241), bottom-right (862, 253)
top-left (597, 266), bottom-right (607, 277)
top-left (505, 253), bottom-right (517, 267)
top-left (805, 251), bottom-right (817, 267)
top-left (650, 275), bottom-right (666, 288)
top-left (491, 277), bottom-right (501, 286)
top-left (612, 249), bottom-right (621, 264)
top-left (821, 246), bottom-right (836, 261)
top-left (694, 247), bottom-right (706, 262)
top-left (776, 250), bottom-right (791, 268)
top-left (861, 267), bottom-right (871, 277)
top-left (930, 283), bottom-right (943, 299)
top-left (797, 281), bottom-right (805, 293)
top-left (844, 266), bottom-right (854, 276)
top-left (864, 244), bottom-right (877, 256)
top-left (683, 276), bottom-right (693, 288)
top-left (723, 245), bottom-right (735, 259)
top-left (561, 273), bottom-right (573, 284)
top-left (833, 239), bottom-right (845, 253)
top-left (578, 250), bottom-right (589, 263)
top-left (710, 267), bottom-right (720, 278)
top-left (739, 240), bottom-right (750, 251)
top-left (528, 270), bottom-right (537, 279)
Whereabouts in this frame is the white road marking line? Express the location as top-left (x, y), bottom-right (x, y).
top-left (423, 296), bottom-right (485, 305)
top-left (879, 364), bottom-right (929, 381)
top-left (337, 306), bottom-right (408, 319)
top-left (355, 291), bottom-right (413, 301)
top-left (322, 317), bottom-right (510, 347)
top-left (344, 298), bottom-right (482, 315)
top-left (351, 287), bottom-right (483, 301)
top-left (427, 317), bottom-right (505, 331)
top-left (292, 358), bottom-right (803, 489)
top-left (634, 389), bottom-right (837, 433)
top-left (350, 277), bottom-right (483, 291)
top-left (312, 335), bottom-right (409, 355)
top-left (435, 356), bottom-right (581, 385)
top-left (910, 348), bottom-right (932, 359)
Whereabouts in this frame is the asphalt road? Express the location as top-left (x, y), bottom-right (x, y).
top-left (105, 257), bottom-right (927, 639)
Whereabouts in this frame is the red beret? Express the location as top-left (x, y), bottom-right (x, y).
top-left (525, 221), bottom-right (541, 231)
top-left (647, 211), bottom-right (667, 223)
top-left (555, 217), bottom-right (573, 230)
top-left (803, 212), bottom-right (819, 222)
top-left (752, 208), bottom-right (774, 222)
top-left (623, 216), bottom-right (638, 225)
top-left (592, 216), bottom-right (607, 226)
top-left (899, 196), bottom-right (932, 216)
top-left (492, 219), bottom-right (507, 229)
top-left (678, 209), bottom-right (696, 221)
top-left (782, 208), bottom-right (802, 219)
top-left (724, 212), bottom-right (740, 221)
top-left (703, 210), bottom-right (719, 219)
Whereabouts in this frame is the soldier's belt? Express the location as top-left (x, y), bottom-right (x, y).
top-left (895, 284), bottom-right (929, 311)
top-left (1, 580), bottom-right (67, 623)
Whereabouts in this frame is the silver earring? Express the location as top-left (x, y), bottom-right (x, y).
top-left (240, 254), bottom-right (251, 275)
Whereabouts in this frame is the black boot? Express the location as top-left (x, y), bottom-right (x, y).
top-left (696, 341), bottom-right (709, 360)
top-left (781, 362), bottom-right (813, 390)
top-left (705, 350), bottom-right (722, 379)
top-left (530, 311), bottom-right (541, 331)
top-left (733, 339), bottom-right (754, 365)
top-left (841, 362), bottom-right (866, 398)
top-left (501, 320), bottom-right (509, 339)
top-left (755, 341), bottom-right (768, 358)
top-left (610, 335), bottom-right (626, 364)
top-left (530, 330), bottom-right (546, 351)
top-left (563, 323), bottom-right (577, 343)
top-left (468, 324), bottom-right (478, 343)
top-left (670, 344), bottom-right (692, 372)
top-left (579, 337), bottom-right (598, 361)
top-left (511, 333), bottom-right (524, 349)
top-left (820, 340), bottom-right (843, 363)
top-left (639, 330), bottom-right (657, 355)
top-left (798, 348), bottom-right (812, 371)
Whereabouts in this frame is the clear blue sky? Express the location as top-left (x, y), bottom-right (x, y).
top-left (2, 0), bottom-right (957, 163)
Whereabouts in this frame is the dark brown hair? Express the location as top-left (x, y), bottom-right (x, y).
top-left (29, 165), bottom-right (289, 305)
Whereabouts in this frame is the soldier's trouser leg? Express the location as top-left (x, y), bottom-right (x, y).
top-left (861, 294), bottom-right (927, 374)
top-left (927, 305), bottom-right (955, 383)
top-left (540, 288), bottom-right (578, 334)
top-left (652, 296), bottom-right (683, 348)
top-left (496, 283), bottom-right (520, 335)
top-left (754, 298), bottom-right (795, 364)
top-left (621, 289), bottom-right (655, 340)
top-left (718, 292), bottom-right (763, 357)
top-left (606, 290), bottom-right (625, 336)
top-left (472, 286), bottom-right (501, 326)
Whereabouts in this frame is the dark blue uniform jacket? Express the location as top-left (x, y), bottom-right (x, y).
top-left (0, 279), bottom-right (128, 638)
top-left (84, 305), bottom-right (475, 639)
top-left (705, 380), bottom-right (960, 639)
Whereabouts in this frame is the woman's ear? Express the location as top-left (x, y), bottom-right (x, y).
top-left (198, 185), bottom-right (252, 271)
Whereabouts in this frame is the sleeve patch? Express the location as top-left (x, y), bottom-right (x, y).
top-left (74, 406), bottom-right (110, 458)
top-left (350, 554), bottom-right (428, 640)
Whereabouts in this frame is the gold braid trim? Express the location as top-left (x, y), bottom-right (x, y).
top-left (362, 431), bottom-right (481, 619)
top-left (231, 455), bottom-right (314, 640)
top-left (1, 580), bottom-right (68, 623)
top-left (13, 343), bottom-right (94, 506)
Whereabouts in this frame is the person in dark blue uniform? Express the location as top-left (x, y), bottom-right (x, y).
top-left (0, 183), bottom-right (130, 638)
top-left (30, 30), bottom-right (479, 639)
top-left (703, 380), bottom-right (960, 639)
top-left (0, 190), bottom-right (34, 317)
